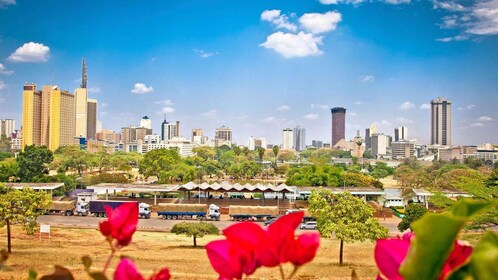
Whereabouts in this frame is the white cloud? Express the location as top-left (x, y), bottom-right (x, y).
top-left (261, 10), bottom-right (297, 31)
top-left (319, 0), bottom-right (410, 5)
top-left (299, 11), bottom-right (342, 34)
top-left (436, 35), bottom-right (468, 42)
top-left (131, 83), bottom-right (153, 94)
top-left (399, 101), bottom-right (415, 110)
top-left (379, 120), bottom-right (393, 126)
top-left (385, 0), bottom-right (411, 4)
top-left (200, 109), bottom-right (217, 117)
top-left (303, 113), bottom-right (319, 120)
top-left (467, 104), bottom-right (476, 110)
top-left (420, 103), bottom-right (431, 110)
top-left (471, 122), bottom-right (484, 127)
top-left (360, 75), bottom-right (375, 82)
top-left (433, 1), bottom-right (467, 12)
top-left (0, 0), bottom-right (16, 8)
top-left (100, 111), bottom-right (108, 116)
top-left (0, 63), bottom-right (14, 75)
top-left (260, 31), bottom-right (323, 58)
top-left (155, 99), bottom-right (174, 106)
top-left (161, 107), bottom-right (175, 114)
top-left (88, 87), bottom-right (101, 93)
top-left (101, 103), bottom-right (108, 108)
top-left (478, 116), bottom-right (493, 122)
top-left (8, 42), bottom-right (50, 62)
top-left (355, 101), bottom-right (363, 105)
top-left (0, 80), bottom-right (5, 90)
top-left (277, 105), bottom-right (290, 111)
top-left (350, 112), bottom-right (358, 117)
top-left (193, 49), bottom-right (219, 58)
top-left (261, 116), bottom-right (279, 124)
top-left (395, 117), bottom-right (414, 124)
top-left (311, 103), bottom-right (329, 109)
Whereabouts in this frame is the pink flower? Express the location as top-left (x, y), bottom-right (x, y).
top-left (374, 233), bottom-right (472, 280)
top-left (267, 211), bottom-right (304, 264)
top-left (114, 258), bottom-right (170, 280)
top-left (291, 233), bottom-right (320, 266)
top-left (206, 239), bottom-right (256, 280)
top-left (99, 203), bottom-right (139, 247)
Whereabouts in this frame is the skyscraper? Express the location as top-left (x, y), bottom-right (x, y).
top-left (394, 126), bottom-right (408, 141)
top-left (22, 84), bottom-right (76, 151)
top-left (293, 125), bottom-right (306, 152)
top-left (87, 99), bottom-right (98, 140)
top-left (331, 107), bottom-right (346, 147)
top-left (140, 116), bottom-right (152, 129)
top-left (431, 97), bottom-right (452, 146)
top-left (365, 123), bottom-right (377, 151)
top-left (282, 128), bottom-right (293, 150)
top-left (192, 128), bottom-right (204, 144)
top-left (215, 125), bottom-right (232, 144)
top-left (0, 119), bottom-right (15, 137)
top-left (161, 116), bottom-right (180, 141)
top-left (74, 88), bottom-right (88, 138)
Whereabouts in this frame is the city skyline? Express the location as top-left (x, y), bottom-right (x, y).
top-left (1, 1), bottom-right (497, 146)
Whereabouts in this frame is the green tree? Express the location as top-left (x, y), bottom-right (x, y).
top-left (0, 185), bottom-right (51, 253)
top-left (193, 146), bottom-right (216, 161)
top-left (0, 158), bottom-right (19, 182)
top-left (308, 189), bottom-right (388, 265)
top-left (139, 148), bottom-right (181, 179)
top-left (272, 145), bottom-right (279, 169)
top-left (0, 135), bottom-right (11, 154)
top-left (170, 222), bottom-right (219, 247)
top-left (397, 203), bottom-right (428, 232)
top-left (16, 145), bottom-right (54, 182)
top-left (53, 145), bottom-right (89, 176)
top-left (257, 147), bottom-right (266, 162)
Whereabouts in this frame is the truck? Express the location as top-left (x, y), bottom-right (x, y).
top-left (46, 200), bottom-right (89, 216)
top-left (89, 201), bottom-right (151, 219)
top-left (285, 209), bottom-right (314, 222)
top-left (229, 206), bottom-right (279, 221)
top-left (156, 203), bottom-right (220, 221)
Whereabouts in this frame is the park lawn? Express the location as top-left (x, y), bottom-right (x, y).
top-left (0, 226), bottom-right (379, 279)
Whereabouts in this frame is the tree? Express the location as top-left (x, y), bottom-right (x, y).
top-left (397, 203), bottom-right (428, 232)
top-left (0, 158), bottom-right (19, 182)
top-left (170, 222), bottom-right (219, 247)
top-left (16, 145), bottom-right (54, 182)
top-left (0, 185), bottom-right (51, 253)
top-left (53, 145), bottom-right (89, 176)
top-left (272, 145), bottom-right (279, 169)
top-left (0, 135), bottom-right (11, 154)
top-left (308, 189), bottom-right (388, 265)
top-left (139, 148), bottom-right (181, 179)
top-left (257, 147), bottom-right (266, 163)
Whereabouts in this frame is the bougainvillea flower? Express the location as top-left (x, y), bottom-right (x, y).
top-left (291, 232), bottom-right (320, 266)
top-left (114, 258), bottom-right (170, 280)
top-left (267, 211), bottom-right (305, 263)
top-left (206, 239), bottom-right (256, 280)
top-left (374, 233), bottom-right (473, 280)
top-left (98, 202), bottom-right (139, 247)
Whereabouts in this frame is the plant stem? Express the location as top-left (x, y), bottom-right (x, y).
top-left (287, 266), bottom-right (300, 279)
top-left (103, 241), bottom-right (116, 274)
top-left (279, 264), bottom-right (285, 280)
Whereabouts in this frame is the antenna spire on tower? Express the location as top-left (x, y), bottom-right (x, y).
top-left (81, 57), bottom-right (87, 88)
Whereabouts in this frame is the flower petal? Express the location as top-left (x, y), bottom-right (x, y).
top-left (440, 240), bottom-right (473, 280)
top-left (206, 240), bottom-right (243, 280)
top-left (148, 268), bottom-right (170, 280)
top-left (114, 258), bottom-right (145, 280)
top-left (109, 203), bottom-right (139, 246)
top-left (374, 237), bottom-right (410, 280)
top-left (291, 232), bottom-right (320, 266)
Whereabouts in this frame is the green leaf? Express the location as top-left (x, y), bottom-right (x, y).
top-left (451, 199), bottom-right (494, 218)
top-left (81, 255), bottom-right (92, 271)
top-left (399, 214), bottom-right (466, 280)
top-left (28, 269), bottom-right (38, 280)
top-left (89, 272), bottom-right (109, 280)
top-left (470, 231), bottom-right (498, 279)
top-left (39, 265), bottom-right (75, 280)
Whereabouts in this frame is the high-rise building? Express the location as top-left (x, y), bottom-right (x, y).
top-left (140, 116), bottom-right (152, 129)
top-left (74, 88), bottom-right (88, 138)
top-left (371, 133), bottom-right (388, 158)
top-left (293, 125), bottom-right (306, 152)
top-left (311, 140), bottom-right (323, 149)
top-left (352, 130), bottom-right (364, 158)
top-left (331, 107), bottom-right (346, 147)
top-left (215, 125), bottom-right (232, 144)
top-left (431, 97), bottom-right (452, 146)
top-left (282, 128), bottom-right (293, 150)
top-left (22, 84), bottom-right (76, 151)
top-left (191, 128), bottom-right (205, 144)
top-left (96, 120), bottom-right (103, 134)
top-left (0, 119), bottom-right (15, 137)
top-left (392, 140), bottom-right (415, 159)
top-left (394, 126), bottom-right (408, 142)
top-left (365, 123), bottom-right (377, 151)
top-left (96, 129), bottom-right (121, 143)
top-left (248, 136), bottom-right (267, 150)
top-left (161, 117), bottom-right (180, 141)
top-left (87, 99), bottom-right (97, 140)
top-left (121, 126), bottom-right (152, 143)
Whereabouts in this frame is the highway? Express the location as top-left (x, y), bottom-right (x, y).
top-left (37, 214), bottom-right (403, 235)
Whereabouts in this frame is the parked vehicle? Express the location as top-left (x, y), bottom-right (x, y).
top-left (264, 217), bottom-right (279, 226)
top-left (89, 201), bottom-right (151, 219)
top-left (156, 203), bottom-right (220, 220)
top-left (286, 208), bottom-right (315, 222)
top-left (46, 200), bottom-right (89, 216)
top-left (229, 206), bottom-right (278, 221)
top-left (299, 221), bottom-right (317, 230)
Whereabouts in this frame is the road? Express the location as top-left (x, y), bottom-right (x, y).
top-left (37, 214), bottom-right (403, 235)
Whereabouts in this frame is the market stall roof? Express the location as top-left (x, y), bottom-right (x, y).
top-left (87, 183), bottom-right (177, 193)
top-left (296, 186), bottom-right (385, 195)
top-left (4, 182), bottom-right (64, 191)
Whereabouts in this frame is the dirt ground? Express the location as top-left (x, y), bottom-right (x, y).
top-left (0, 226), bottom-right (379, 280)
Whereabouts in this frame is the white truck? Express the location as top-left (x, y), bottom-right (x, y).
top-left (46, 200), bottom-right (89, 216)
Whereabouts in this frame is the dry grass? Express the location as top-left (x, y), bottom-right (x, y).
top-left (0, 226), bottom-right (378, 279)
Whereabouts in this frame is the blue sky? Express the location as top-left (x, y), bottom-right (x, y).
top-left (0, 0), bottom-right (497, 146)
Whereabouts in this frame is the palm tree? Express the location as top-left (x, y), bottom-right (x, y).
top-left (272, 145), bottom-right (279, 169)
top-left (257, 147), bottom-right (266, 163)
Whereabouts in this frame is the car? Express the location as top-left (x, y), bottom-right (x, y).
top-left (299, 221), bottom-right (317, 230)
top-left (264, 217), bottom-right (279, 226)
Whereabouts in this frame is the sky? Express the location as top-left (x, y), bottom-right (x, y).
top-left (0, 0), bottom-right (497, 146)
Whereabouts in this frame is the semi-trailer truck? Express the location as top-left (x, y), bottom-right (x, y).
top-left (156, 203), bottom-right (220, 220)
top-left (229, 206), bottom-right (278, 221)
top-left (89, 200), bottom-right (151, 219)
top-left (46, 200), bottom-right (89, 216)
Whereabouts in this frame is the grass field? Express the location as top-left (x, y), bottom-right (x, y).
top-left (0, 226), bottom-right (380, 279)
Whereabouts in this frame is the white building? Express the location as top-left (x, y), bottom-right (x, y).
top-left (140, 116), bottom-right (152, 129)
top-left (0, 119), bottom-right (15, 137)
top-left (394, 126), bottom-right (408, 141)
top-left (293, 125), bottom-right (306, 152)
top-left (282, 128), bottom-right (293, 150)
top-left (371, 134), bottom-right (389, 158)
top-left (138, 135), bottom-right (194, 157)
top-left (248, 136), bottom-right (267, 150)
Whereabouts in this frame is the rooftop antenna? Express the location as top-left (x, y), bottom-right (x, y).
top-left (81, 57), bottom-right (87, 88)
